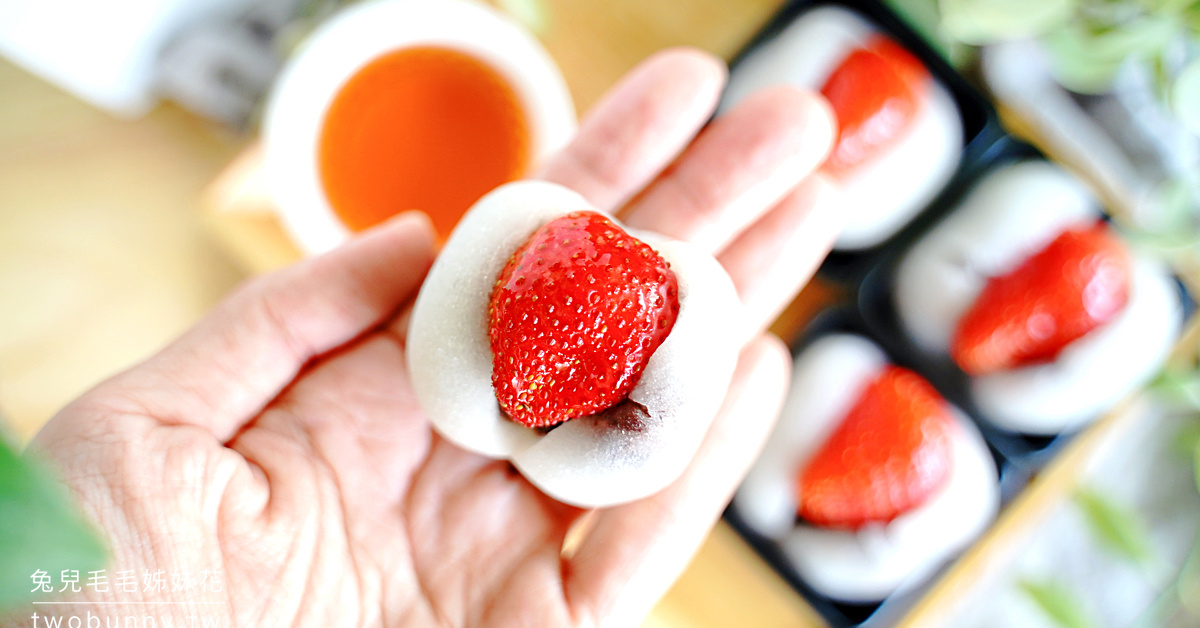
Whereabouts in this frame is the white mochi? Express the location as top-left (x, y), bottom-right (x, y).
top-left (735, 334), bottom-right (999, 602)
top-left (894, 161), bottom-right (1183, 434)
top-left (407, 181), bottom-right (742, 508)
top-left (721, 5), bottom-right (962, 250)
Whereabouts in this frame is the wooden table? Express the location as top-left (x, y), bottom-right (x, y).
top-left (0, 1), bottom-right (834, 625)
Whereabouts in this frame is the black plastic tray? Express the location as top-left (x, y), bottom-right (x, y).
top-left (719, 1), bottom-right (1195, 624)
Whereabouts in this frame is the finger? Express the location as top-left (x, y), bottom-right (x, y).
top-left (718, 173), bottom-right (842, 335)
top-left (93, 211), bottom-right (436, 441)
top-left (564, 335), bottom-right (791, 627)
top-left (620, 87), bottom-right (835, 253)
top-left (537, 47), bottom-right (725, 212)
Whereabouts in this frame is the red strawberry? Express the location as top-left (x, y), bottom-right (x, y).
top-left (820, 35), bottom-right (929, 174)
top-left (797, 365), bottom-right (954, 529)
top-left (488, 211), bottom-right (680, 428)
top-left (951, 223), bottom-right (1130, 376)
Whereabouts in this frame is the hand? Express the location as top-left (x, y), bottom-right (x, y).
top-left (24, 48), bottom-right (837, 627)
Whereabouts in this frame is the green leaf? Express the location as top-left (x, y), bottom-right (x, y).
top-left (1041, 25), bottom-right (1126, 93)
top-left (0, 440), bottom-right (108, 610)
top-left (1186, 2), bottom-right (1200, 31)
top-left (1171, 418), bottom-right (1200, 458)
top-left (1041, 17), bottom-right (1180, 93)
top-left (939, 0), bottom-right (1075, 44)
top-left (1155, 176), bottom-right (1200, 228)
top-left (1074, 487), bottom-right (1155, 566)
top-left (497, 0), bottom-right (549, 36)
top-left (1194, 435), bottom-right (1200, 496)
top-left (1090, 16), bottom-right (1178, 61)
top-left (1150, 368), bottom-right (1200, 411)
top-left (1146, 0), bottom-right (1198, 15)
top-left (1172, 57), bottom-right (1200, 135)
top-left (1018, 578), bottom-right (1097, 628)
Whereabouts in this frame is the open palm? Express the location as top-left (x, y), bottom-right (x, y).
top-left (27, 49), bottom-right (837, 628)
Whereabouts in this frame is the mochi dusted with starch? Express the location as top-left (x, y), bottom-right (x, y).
top-left (893, 161), bottom-right (1182, 434)
top-left (721, 5), bottom-right (961, 250)
top-left (407, 181), bottom-right (742, 508)
top-left (735, 334), bottom-right (998, 602)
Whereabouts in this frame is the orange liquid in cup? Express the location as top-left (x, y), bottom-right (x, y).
top-left (318, 46), bottom-right (532, 240)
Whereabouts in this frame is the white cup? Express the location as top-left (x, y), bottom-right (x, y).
top-left (263, 0), bottom-right (577, 255)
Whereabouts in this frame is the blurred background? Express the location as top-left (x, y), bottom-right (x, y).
top-left (3, 0), bottom-right (1200, 626)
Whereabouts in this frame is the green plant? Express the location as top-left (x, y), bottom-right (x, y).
top-left (1020, 576), bottom-right (1099, 628)
top-left (0, 436), bottom-right (107, 611)
top-left (936, 0), bottom-right (1200, 117)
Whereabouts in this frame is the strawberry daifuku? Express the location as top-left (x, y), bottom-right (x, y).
top-left (407, 181), bottom-right (741, 508)
top-left (734, 334), bottom-right (998, 602)
top-left (719, 6), bottom-right (961, 250)
top-left (489, 211), bottom-right (680, 428)
top-left (894, 160), bottom-right (1182, 434)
